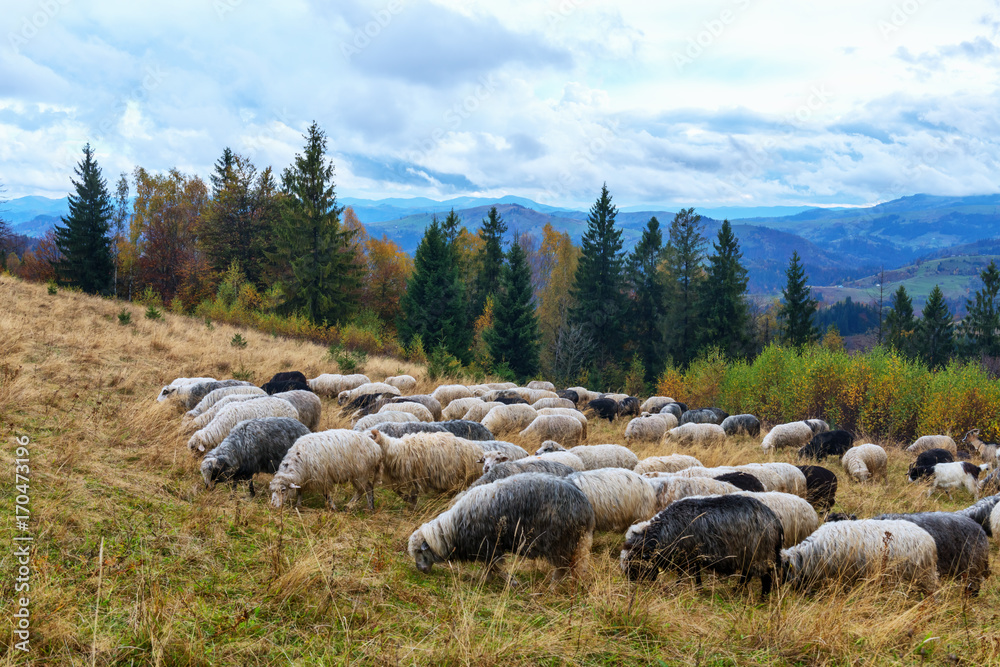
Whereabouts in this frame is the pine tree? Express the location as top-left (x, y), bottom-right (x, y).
top-left (441, 208), bottom-right (461, 247)
top-left (960, 260), bottom-right (1000, 359)
top-left (626, 216), bottom-right (666, 381)
top-left (778, 251), bottom-right (818, 347)
top-left (470, 206), bottom-right (507, 320)
top-left (269, 122), bottom-right (360, 324)
top-left (485, 238), bottom-right (541, 381)
top-left (53, 143), bottom-right (114, 294)
top-left (398, 217), bottom-right (470, 362)
top-left (699, 219), bottom-right (750, 358)
top-left (210, 147), bottom-right (236, 196)
top-left (885, 285), bottom-right (917, 356)
top-left (916, 284), bottom-right (954, 369)
top-left (569, 183), bottom-right (628, 367)
top-left (662, 207), bottom-right (707, 366)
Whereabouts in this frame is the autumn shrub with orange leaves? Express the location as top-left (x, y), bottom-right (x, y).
top-left (659, 343), bottom-right (1000, 441)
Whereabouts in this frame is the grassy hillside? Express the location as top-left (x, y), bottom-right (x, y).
top-left (3, 274), bottom-right (1000, 665)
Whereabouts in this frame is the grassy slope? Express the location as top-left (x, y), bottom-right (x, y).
top-left (2, 274), bottom-right (1000, 665)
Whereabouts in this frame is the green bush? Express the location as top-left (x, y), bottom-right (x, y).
top-left (47, 280), bottom-right (57, 295)
top-left (144, 305), bottom-right (162, 320)
top-left (427, 344), bottom-right (464, 381)
top-left (230, 333), bottom-right (248, 349)
top-left (117, 309), bottom-right (132, 326)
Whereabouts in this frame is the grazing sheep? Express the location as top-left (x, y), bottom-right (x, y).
top-left (662, 423), bottom-right (726, 448)
top-left (804, 419), bottom-right (829, 435)
top-left (925, 462), bottom-right (987, 500)
top-left (352, 410), bottom-right (418, 432)
top-left (431, 384), bottom-right (475, 408)
top-left (617, 396), bottom-right (641, 418)
top-left (557, 389), bottom-right (579, 405)
top-left (955, 495), bottom-right (1000, 537)
top-left (442, 397), bottom-right (486, 421)
top-left (532, 397), bottom-right (576, 410)
top-left (536, 441), bottom-right (639, 470)
top-left (620, 495), bottom-right (784, 595)
top-left (536, 407), bottom-right (589, 430)
top-left (408, 473), bottom-right (595, 583)
top-left (646, 474), bottom-right (742, 508)
top-left (185, 393), bottom-right (267, 433)
top-left (680, 408), bottom-right (724, 425)
top-left (602, 393), bottom-right (629, 403)
top-left (163, 380), bottom-right (255, 410)
top-left (188, 397), bottom-right (299, 453)
top-left (734, 492), bottom-right (819, 548)
top-left (307, 373), bottom-right (371, 398)
top-left (991, 503), bottom-right (1000, 541)
top-left (659, 403), bottom-right (684, 420)
top-left (720, 414), bottom-right (761, 437)
top-left (369, 430), bottom-right (484, 504)
top-left (516, 388), bottom-right (559, 404)
top-left (634, 454), bottom-right (703, 475)
top-left (265, 371), bottom-right (307, 385)
top-left (798, 430), bottom-right (853, 461)
top-left (795, 465), bottom-right (838, 513)
top-left (269, 429), bottom-right (382, 510)
top-left (388, 394), bottom-right (442, 421)
top-left (841, 444), bottom-right (888, 482)
top-left (780, 520), bottom-right (939, 594)
top-left (186, 386), bottom-right (267, 418)
top-left (907, 448), bottom-right (955, 481)
top-left (466, 455), bottom-right (575, 490)
top-left (640, 396), bottom-right (675, 414)
top-left (519, 414), bottom-right (585, 448)
top-left (962, 429), bottom-right (1000, 467)
top-left (338, 382), bottom-right (401, 406)
top-left (437, 420), bottom-right (496, 441)
top-left (567, 386), bottom-right (600, 405)
top-left (871, 512), bottom-right (991, 595)
top-left (379, 401), bottom-right (434, 423)
top-left (906, 434), bottom-right (957, 455)
top-left (624, 413), bottom-right (672, 446)
top-left (526, 380), bottom-right (556, 392)
top-left (261, 371), bottom-right (309, 395)
top-left (463, 439), bottom-right (529, 462)
top-left (384, 374), bottom-right (417, 393)
top-left (156, 377), bottom-right (218, 403)
top-left (341, 392), bottom-right (395, 417)
top-left (481, 404), bottom-right (539, 436)
top-left (980, 468), bottom-right (1000, 497)
top-left (586, 398), bottom-right (619, 422)
top-left (494, 395), bottom-right (528, 405)
top-left (735, 463), bottom-right (808, 497)
top-left (271, 390), bottom-right (322, 431)
top-left (715, 471), bottom-right (765, 492)
top-left (529, 451), bottom-right (587, 471)
top-left (369, 420), bottom-right (481, 440)
top-left (201, 417), bottom-right (310, 496)
top-left (760, 421), bottom-right (814, 452)
top-left (567, 468), bottom-right (658, 532)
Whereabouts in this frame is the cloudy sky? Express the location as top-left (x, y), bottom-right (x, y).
top-left (2, 0), bottom-right (999, 208)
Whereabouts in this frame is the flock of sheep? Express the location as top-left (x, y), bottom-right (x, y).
top-left (157, 372), bottom-right (1000, 597)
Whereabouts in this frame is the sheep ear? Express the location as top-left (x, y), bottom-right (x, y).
top-left (420, 540), bottom-right (430, 552)
top-left (198, 443), bottom-right (206, 452)
top-left (289, 483), bottom-right (301, 489)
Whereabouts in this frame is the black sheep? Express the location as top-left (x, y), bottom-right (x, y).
top-left (617, 396), bottom-right (641, 418)
top-left (795, 465), bottom-right (838, 513)
top-left (680, 408), bottom-right (724, 425)
top-left (494, 395), bottom-right (529, 405)
top-left (265, 371), bottom-right (307, 385)
top-left (659, 403), bottom-right (683, 420)
top-left (587, 398), bottom-right (619, 422)
top-left (341, 392), bottom-right (394, 416)
top-left (797, 430), bottom-right (853, 461)
top-left (955, 494), bottom-right (1000, 536)
top-left (714, 471), bottom-right (765, 492)
top-left (907, 448), bottom-right (955, 481)
top-left (261, 379), bottom-right (311, 395)
top-left (557, 389), bottom-right (579, 404)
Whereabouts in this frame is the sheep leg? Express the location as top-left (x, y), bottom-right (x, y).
top-left (325, 494), bottom-right (338, 511)
top-left (760, 571), bottom-right (773, 596)
top-left (247, 479), bottom-right (255, 498)
top-left (365, 482), bottom-right (375, 511)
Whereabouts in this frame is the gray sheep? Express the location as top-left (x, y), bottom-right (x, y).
top-left (201, 417), bottom-right (310, 496)
top-left (720, 414), bottom-right (761, 437)
top-left (272, 390), bottom-right (322, 430)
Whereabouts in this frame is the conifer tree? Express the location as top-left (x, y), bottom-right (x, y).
top-left (485, 238), bottom-right (540, 381)
top-left (569, 183), bottom-right (627, 367)
top-left (626, 216), bottom-right (666, 381)
top-left (916, 284), bottom-right (954, 369)
top-left (699, 219), bottom-right (750, 358)
top-left (960, 260), bottom-right (1000, 359)
top-left (778, 251), bottom-right (818, 347)
top-left (398, 217), bottom-right (470, 362)
top-left (210, 147), bottom-right (236, 196)
top-left (885, 285), bottom-right (917, 356)
top-left (53, 143), bottom-right (114, 294)
top-left (470, 206), bottom-right (507, 320)
top-left (269, 122), bottom-right (360, 324)
top-left (662, 207), bottom-right (707, 366)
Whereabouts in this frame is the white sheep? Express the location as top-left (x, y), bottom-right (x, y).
top-left (185, 393), bottom-right (264, 433)
top-left (368, 429), bottom-right (484, 504)
top-left (536, 407), bottom-right (589, 430)
top-left (634, 454), bottom-right (703, 475)
top-left (990, 502), bottom-right (1000, 539)
top-left (760, 421), bottom-right (814, 452)
top-left (337, 382), bottom-right (401, 406)
top-left (430, 384), bottom-right (474, 408)
top-left (525, 451), bottom-right (586, 471)
top-left (662, 422), bottom-right (726, 448)
top-left (640, 396), bottom-right (675, 414)
top-left (567, 468), bottom-right (658, 532)
top-left (567, 386), bottom-right (601, 405)
top-left (841, 443), bottom-right (888, 482)
top-left (391, 394), bottom-right (443, 421)
top-left (188, 397), bottom-right (299, 453)
top-left (734, 491), bottom-right (819, 548)
top-left (804, 419), bottom-right (829, 435)
top-left (353, 410), bottom-right (419, 432)
top-left (441, 397), bottom-right (486, 421)
top-left (156, 377), bottom-right (217, 402)
top-left (515, 388), bottom-right (559, 404)
top-left (624, 413), bottom-right (676, 446)
top-left (519, 415), bottom-right (585, 448)
top-left (271, 390), bottom-right (322, 431)
top-left (781, 519), bottom-right (939, 594)
top-left (482, 404), bottom-right (539, 436)
top-left (734, 463), bottom-right (808, 497)
top-left (532, 397), bottom-right (576, 410)
top-left (379, 401), bottom-right (433, 423)
top-left (644, 474), bottom-right (741, 509)
top-left (384, 374), bottom-right (417, 393)
top-left (186, 385), bottom-right (266, 418)
top-left (307, 373), bottom-right (371, 398)
top-left (463, 401), bottom-right (504, 423)
top-left (526, 380), bottom-right (556, 391)
top-left (269, 429), bottom-right (382, 509)
top-left (536, 441), bottom-right (639, 470)
top-left (925, 462), bottom-right (988, 500)
top-left (906, 434), bottom-right (958, 455)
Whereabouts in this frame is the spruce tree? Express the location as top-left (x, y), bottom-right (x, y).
top-left (960, 260), bottom-right (1000, 358)
top-left (626, 216), bottom-right (666, 381)
top-left (569, 183), bottom-right (628, 367)
top-left (210, 147), bottom-right (236, 196)
top-left (778, 251), bottom-right (818, 347)
top-left (699, 219), bottom-right (750, 358)
top-left (270, 122), bottom-right (360, 324)
top-left (663, 207), bottom-right (707, 366)
top-left (470, 206), bottom-right (507, 320)
top-left (916, 284), bottom-right (954, 369)
top-left (485, 238), bottom-right (540, 381)
top-left (398, 217), bottom-right (470, 362)
top-left (885, 285), bottom-right (917, 356)
top-left (53, 143), bottom-right (114, 294)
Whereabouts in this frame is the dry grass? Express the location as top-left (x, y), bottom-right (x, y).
top-left (3, 273), bottom-right (1000, 665)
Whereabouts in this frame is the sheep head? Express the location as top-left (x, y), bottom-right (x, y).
top-left (407, 529), bottom-right (443, 574)
top-left (536, 440), bottom-right (566, 455)
top-left (157, 386), bottom-right (177, 402)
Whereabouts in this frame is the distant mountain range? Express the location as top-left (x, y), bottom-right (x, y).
top-left (6, 192), bottom-right (1000, 295)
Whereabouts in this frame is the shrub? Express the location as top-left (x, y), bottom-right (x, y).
top-left (406, 335), bottom-right (427, 364)
top-left (117, 309), bottom-right (132, 326)
top-left (624, 356), bottom-right (647, 398)
top-left (427, 344), bottom-right (464, 381)
top-left (230, 333), bottom-right (248, 349)
top-left (136, 285), bottom-right (163, 308)
top-left (46, 280), bottom-right (57, 295)
top-left (144, 305), bottom-right (162, 321)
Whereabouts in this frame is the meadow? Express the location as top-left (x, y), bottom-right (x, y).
top-left (3, 273), bottom-right (1000, 666)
